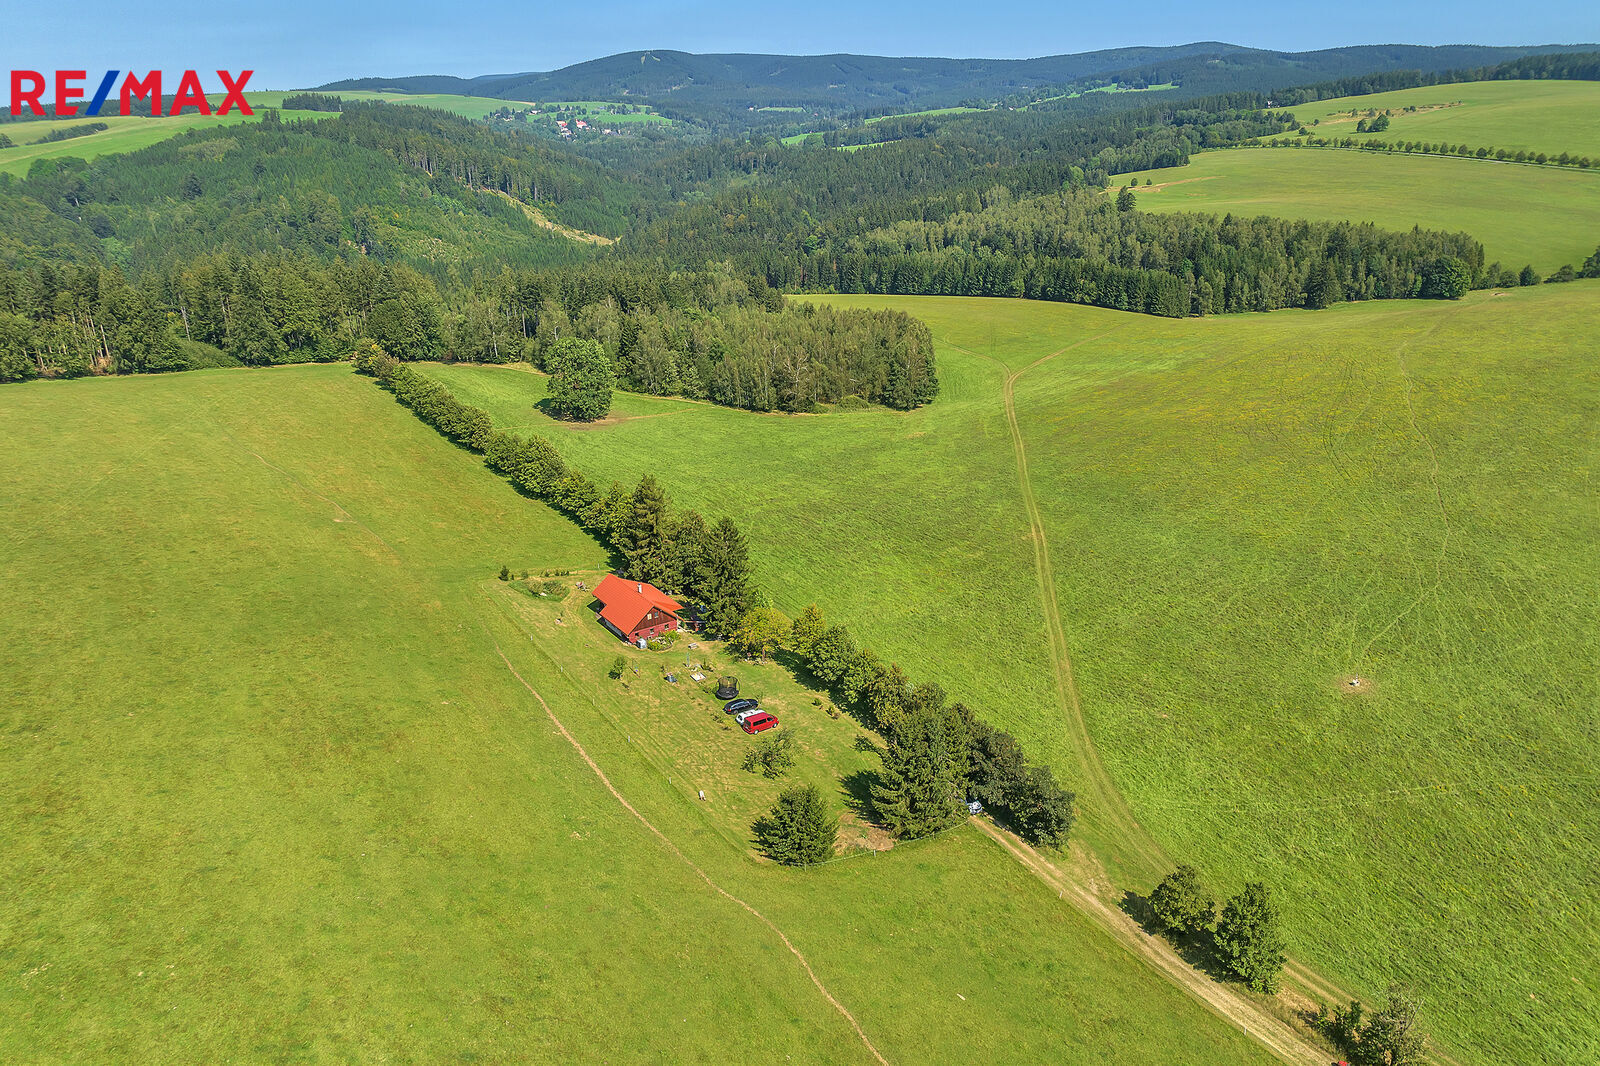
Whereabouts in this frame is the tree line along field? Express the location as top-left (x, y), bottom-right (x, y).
top-left (0, 365), bottom-right (1281, 1064)
top-left (1114, 146), bottom-right (1600, 274)
top-left (1291, 79), bottom-right (1600, 161)
top-left (424, 281), bottom-right (1600, 1065)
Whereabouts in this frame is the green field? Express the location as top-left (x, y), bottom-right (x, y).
top-left (0, 366), bottom-right (1285, 1063)
top-left (533, 100), bottom-right (671, 124)
top-left (1116, 147), bottom-right (1600, 273)
top-left (1293, 79), bottom-right (1600, 160)
top-left (422, 282), bottom-right (1600, 1064)
top-left (0, 108), bottom-right (330, 176)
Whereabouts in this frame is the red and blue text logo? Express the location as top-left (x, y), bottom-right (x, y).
top-left (8, 70), bottom-right (253, 117)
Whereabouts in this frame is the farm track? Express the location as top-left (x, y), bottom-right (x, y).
top-left (489, 638), bottom-right (889, 1066)
top-left (946, 331), bottom-right (1475, 1066)
top-left (955, 335), bottom-right (1167, 875)
top-left (971, 818), bottom-right (1330, 1066)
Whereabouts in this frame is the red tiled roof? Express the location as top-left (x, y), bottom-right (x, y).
top-left (593, 574), bottom-right (682, 635)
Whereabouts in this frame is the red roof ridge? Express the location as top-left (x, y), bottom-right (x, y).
top-left (593, 574), bottom-right (682, 635)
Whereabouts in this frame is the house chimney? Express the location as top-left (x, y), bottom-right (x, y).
top-left (637, 583), bottom-right (643, 594)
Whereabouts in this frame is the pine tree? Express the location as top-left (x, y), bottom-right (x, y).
top-left (623, 474), bottom-right (671, 585)
top-left (695, 517), bottom-right (752, 635)
top-left (756, 784), bottom-right (837, 865)
top-left (871, 703), bottom-right (967, 839)
top-left (663, 509), bottom-right (706, 594)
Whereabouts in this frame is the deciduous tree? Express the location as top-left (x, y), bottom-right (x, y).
top-left (789, 604), bottom-right (825, 659)
top-left (546, 336), bottom-right (614, 421)
top-left (1149, 864), bottom-right (1216, 936)
top-left (1215, 882), bottom-right (1286, 993)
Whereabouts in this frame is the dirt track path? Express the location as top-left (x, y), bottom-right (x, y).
top-left (956, 336), bottom-right (1167, 875)
top-left (971, 818), bottom-right (1330, 1065)
top-left (947, 331), bottom-right (1408, 1065)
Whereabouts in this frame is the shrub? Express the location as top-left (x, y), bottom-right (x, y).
top-left (742, 732), bottom-right (795, 779)
top-left (608, 656), bottom-right (627, 680)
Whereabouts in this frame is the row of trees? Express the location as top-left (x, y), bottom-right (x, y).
top-left (733, 601), bottom-right (1077, 848)
top-left (350, 351), bottom-right (1072, 858)
top-left (354, 346), bottom-right (759, 635)
top-left (1266, 134), bottom-right (1597, 170)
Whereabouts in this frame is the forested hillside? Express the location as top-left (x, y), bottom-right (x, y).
top-left (2, 50), bottom-right (1593, 396)
top-left (811, 187), bottom-right (1483, 315)
top-left (318, 42), bottom-right (1598, 129)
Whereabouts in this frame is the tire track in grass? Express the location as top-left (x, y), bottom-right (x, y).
top-left (945, 327), bottom-right (1469, 1066)
top-left (490, 641), bottom-right (890, 1066)
top-left (948, 332), bottom-right (1168, 875)
top-left (970, 817), bottom-right (1329, 1066)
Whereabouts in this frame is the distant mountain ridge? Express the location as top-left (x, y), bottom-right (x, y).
top-left (318, 42), bottom-right (1598, 125)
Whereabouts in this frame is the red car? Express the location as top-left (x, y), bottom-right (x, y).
top-left (740, 712), bottom-right (779, 734)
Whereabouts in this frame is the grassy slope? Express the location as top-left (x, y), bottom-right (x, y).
top-left (1294, 79), bottom-right (1600, 160)
top-left (0, 366), bottom-right (1273, 1065)
top-left (426, 282), bottom-right (1600, 1064)
top-left (0, 109), bottom-right (330, 176)
top-left (1116, 148), bottom-right (1600, 273)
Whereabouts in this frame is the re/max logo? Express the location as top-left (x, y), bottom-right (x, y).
top-left (8, 70), bottom-right (253, 117)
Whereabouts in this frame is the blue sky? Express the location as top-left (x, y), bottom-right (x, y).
top-left (3, 0), bottom-right (1596, 92)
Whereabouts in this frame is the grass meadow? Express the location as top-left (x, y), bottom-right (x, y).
top-left (1293, 79), bottom-right (1600, 161)
top-left (425, 282), bottom-right (1600, 1064)
top-left (0, 365), bottom-right (1274, 1064)
top-left (0, 109), bottom-right (331, 176)
top-left (1116, 146), bottom-right (1600, 274)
